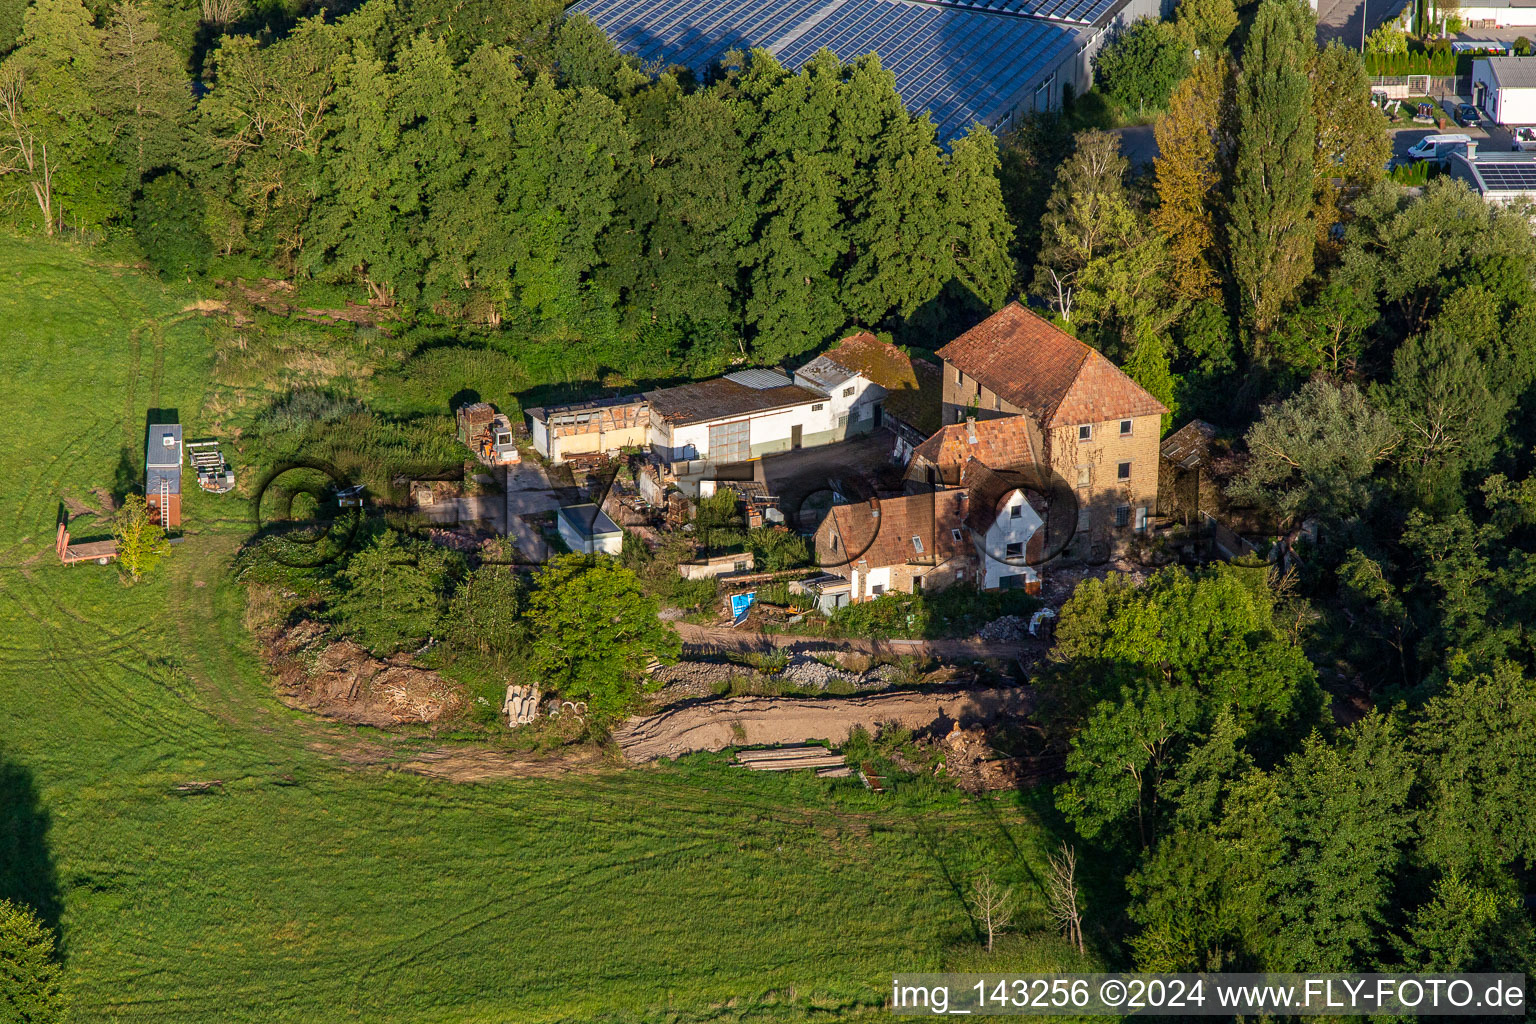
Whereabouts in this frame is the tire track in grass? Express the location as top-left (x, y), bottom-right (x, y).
top-left (348, 837), bottom-right (719, 1017)
top-left (2, 415), bottom-right (113, 556)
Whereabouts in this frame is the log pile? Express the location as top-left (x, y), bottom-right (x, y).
top-left (733, 745), bottom-right (852, 777)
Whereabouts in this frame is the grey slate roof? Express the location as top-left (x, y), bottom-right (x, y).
top-left (559, 503), bottom-right (622, 538)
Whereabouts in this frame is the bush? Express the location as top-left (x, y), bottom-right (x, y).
top-left (257, 388), bottom-right (366, 433)
top-left (1517, 36), bottom-right (1533, 56)
top-left (132, 171), bottom-right (213, 279)
top-left (747, 527), bottom-right (810, 570)
top-left (1093, 18), bottom-right (1191, 111)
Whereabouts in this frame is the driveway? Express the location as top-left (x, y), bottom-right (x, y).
top-left (1316, 0), bottom-right (1406, 47)
top-left (504, 461), bottom-right (563, 562)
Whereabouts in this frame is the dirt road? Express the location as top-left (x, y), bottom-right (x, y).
top-left (674, 622), bottom-right (1030, 662)
top-left (612, 685), bottom-right (1034, 762)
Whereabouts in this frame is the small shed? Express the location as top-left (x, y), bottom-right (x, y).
top-left (558, 503), bottom-right (623, 555)
top-left (146, 422), bottom-right (182, 529)
top-left (1474, 56), bottom-right (1536, 125)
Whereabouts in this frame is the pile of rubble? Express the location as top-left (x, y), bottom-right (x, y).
top-left (977, 616), bottom-right (1031, 643)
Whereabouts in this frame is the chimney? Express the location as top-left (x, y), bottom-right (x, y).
top-left (869, 497), bottom-right (880, 519)
top-left (966, 415), bottom-right (978, 444)
top-left (1466, 138), bottom-right (1479, 162)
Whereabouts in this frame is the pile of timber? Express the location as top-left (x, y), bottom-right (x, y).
top-left (733, 745), bottom-right (852, 778)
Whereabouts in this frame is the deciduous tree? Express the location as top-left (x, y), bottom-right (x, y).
top-left (112, 492), bottom-right (171, 584)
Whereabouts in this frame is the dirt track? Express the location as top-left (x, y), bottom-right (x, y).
top-left (612, 685), bottom-right (1034, 762)
top-left (674, 622), bottom-right (1029, 661)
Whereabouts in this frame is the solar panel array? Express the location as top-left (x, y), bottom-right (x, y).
top-left (572, 0), bottom-right (835, 69)
top-left (775, 0), bottom-right (1077, 138)
top-left (930, 0), bottom-right (1118, 27)
top-left (570, 0), bottom-right (1087, 140)
top-left (1476, 160), bottom-right (1536, 191)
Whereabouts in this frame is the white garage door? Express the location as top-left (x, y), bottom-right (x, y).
top-left (708, 419), bottom-right (749, 464)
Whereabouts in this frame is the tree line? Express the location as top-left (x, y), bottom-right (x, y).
top-left (0, 0), bottom-right (1014, 370)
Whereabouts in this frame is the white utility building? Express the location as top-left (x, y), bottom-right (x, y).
top-left (1473, 56), bottom-right (1536, 124)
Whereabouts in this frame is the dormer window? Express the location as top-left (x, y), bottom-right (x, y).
top-left (1078, 424), bottom-right (1093, 441)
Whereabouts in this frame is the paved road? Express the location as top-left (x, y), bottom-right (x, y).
top-left (1316, 0), bottom-right (1406, 47)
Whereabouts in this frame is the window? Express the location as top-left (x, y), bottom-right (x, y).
top-left (911, 536), bottom-right (924, 554)
top-left (1115, 505), bottom-right (1131, 528)
top-left (955, 368), bottom-right (963, 384)
top-left (955, 568), bottom-right (966, 580)
top-left (1005, 542), bottom-right (1024, 559)
top-left (951, 528), bottom-right (963, 542)
top-left (733, 561), bottom-right (748, 573)
top-left (1076, 465), bottom-right (1090, 488)
top-left (842, 385), bottom-right (855, 397)
top-left (993, 394), bottom-right (1001, 411)
top-left (1120, 419), bottom-right (1133, 436)
top-left (871, 584), bottom-right (886, 596)
top-left (811, 403), bottom-right (824, 411)
top-left (1136, 506), bottom-right (1148, 532)
top-left (1117, 461), bottom-right (1131, 481)
top-left (1078, 424), bottom-right (1093, 441)
top-left (912, 575), bottom-right (923, 592)
top-left (1009, 503), bottom-right (1022, 519)
top-left (831, 534), bottom-right (839, 552)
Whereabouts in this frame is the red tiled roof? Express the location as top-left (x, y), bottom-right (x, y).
top-left (817, 491), bottom-right (968, 570)
top-left (959, 457), bottom-right (1046, 534)
top-left (936, 303), bottom-right (1168, 427)
top-left (815, 332), bottom-right (942, 434)
top-left (912, 416), bottom-right (1039, 479)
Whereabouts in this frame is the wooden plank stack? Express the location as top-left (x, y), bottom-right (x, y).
top-left (733, 745), bottom-right (852, 778)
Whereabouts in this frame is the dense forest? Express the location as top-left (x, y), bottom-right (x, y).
top-left (0, 0), bottom-right (1012, 373)
top-left (2, 0), bottom-right (1535, 986)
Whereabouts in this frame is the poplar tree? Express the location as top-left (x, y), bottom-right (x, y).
top-left (1152, 56), bottom-right (1226, 301)
top-left (1226, 0), bottom-right (1315, 339)
top-left (943, 127), bottom-right (1016, 310)
top-left (99, 0), bottom-right (190, 182)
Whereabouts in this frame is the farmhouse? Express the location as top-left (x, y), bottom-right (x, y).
top-left (933, 302), bottom-right (1165, 549)
top-left (813, 456), bottom-right (1046, 600)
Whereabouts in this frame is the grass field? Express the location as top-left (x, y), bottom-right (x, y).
top-left (0, 236), bottom-right (1090, 1022)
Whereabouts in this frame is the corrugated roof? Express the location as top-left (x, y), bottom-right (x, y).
top-left (646, 378), bottom-right (827, 426)
top-left (724, 368), bottom-right (794, 390)
top-left (936, 303), bottom-right (1168, 427)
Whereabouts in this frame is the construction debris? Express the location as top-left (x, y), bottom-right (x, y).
top-left (503, 684), bottom-right (541, 726)
top-left (186, 439), bottom-right (235, 493)
top-left (456, 402), bottom-right (521, 466)
top-left (733, 745), bottom-right (851, 776)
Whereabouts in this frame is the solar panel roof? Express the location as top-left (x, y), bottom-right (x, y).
top-left (570, 0), bottom-right (1087, 139)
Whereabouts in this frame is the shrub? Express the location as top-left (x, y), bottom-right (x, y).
top-left (1517, 36), bottom-right (1532, 56)
top-left (257, 388), bottom-right (366, 433)
top-left (1093, 18), bottom-right (1191, 111)
top-left (132, 171), bottom-right (213, 279)
top-left (747, 527), bottom-right (810, 570)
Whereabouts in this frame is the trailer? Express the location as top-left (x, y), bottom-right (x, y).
top-left (56, 521), bottom-right (118, 565)
top-left (455, 403), bottom-right (521, 467)
top-left (186, 439), bottom-right (235, 493)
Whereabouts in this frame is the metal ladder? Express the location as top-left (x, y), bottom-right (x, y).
top-left (159, 478), bottom-right (170, 528)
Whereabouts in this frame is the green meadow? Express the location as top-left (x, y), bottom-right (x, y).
top-left (0, 237), bottom-right (1083, 1023)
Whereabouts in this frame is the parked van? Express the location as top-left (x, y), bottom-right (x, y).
top-left (1406, 133), bottom-right (1472, 161)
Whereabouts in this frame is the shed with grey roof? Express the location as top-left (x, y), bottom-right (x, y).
top-left (1474, 57), bottom-right (1536, 124)
top-left (146, 422), bottom-right (182, 529)
top-left (558, 503), bottom-right (624, 555)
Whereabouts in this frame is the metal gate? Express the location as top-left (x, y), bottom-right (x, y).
top-left (708, 419), bottom-right (749, 464)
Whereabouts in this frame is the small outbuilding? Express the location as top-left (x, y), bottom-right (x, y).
top-left (558, 503), bottom-right (623, 556)
top-left (146, 422), bottom-right (182, 529)
top-left (1473, 57), bottom-right (1536, 124)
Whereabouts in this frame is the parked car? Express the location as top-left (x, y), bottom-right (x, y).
top-left (1454, 103), bottom-right (1484, 127)
top-left (1406, 133), bottom-right (1471, 162)
top-left (1513, 127), bottom-right (1536, 151)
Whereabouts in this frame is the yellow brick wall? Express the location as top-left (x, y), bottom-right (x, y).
top-left (941, 362), bottom-right (1024, 424)
top-left (1049, 412), bottom-right (1161, 541)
